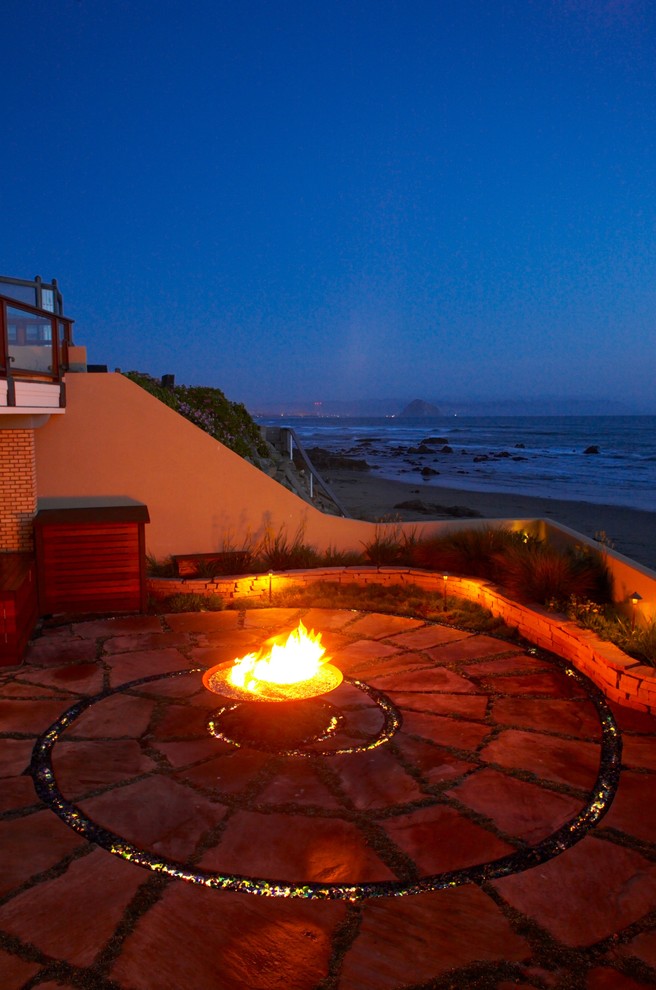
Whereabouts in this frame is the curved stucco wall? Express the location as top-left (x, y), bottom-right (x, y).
top-left (33, 374), bottom-right (478, 558)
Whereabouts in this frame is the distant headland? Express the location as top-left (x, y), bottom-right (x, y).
top-left (397, 399), bottom-right (442, 418)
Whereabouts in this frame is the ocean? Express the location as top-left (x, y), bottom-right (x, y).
top-left (257, 415), bottom-right (656, 513)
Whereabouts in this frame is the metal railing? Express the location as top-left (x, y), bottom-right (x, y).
top-left (0, 274), bottom-right (64, 315)
top-left (264, 426), bottom-right (350, 517)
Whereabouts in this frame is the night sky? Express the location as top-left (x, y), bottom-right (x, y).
top-left (3, 1), bottom-right (655, 412)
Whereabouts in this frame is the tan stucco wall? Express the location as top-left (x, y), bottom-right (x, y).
top-left (33, 374), bottom-right (463, 558)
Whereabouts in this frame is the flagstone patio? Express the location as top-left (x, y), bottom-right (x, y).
top-left (1, 608), bottom-right (655, 989)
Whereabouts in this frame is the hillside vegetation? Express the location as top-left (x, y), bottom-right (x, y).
top-left (123, 371), bottom-right (269, 462)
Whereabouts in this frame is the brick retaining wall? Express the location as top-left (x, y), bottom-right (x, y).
top-left (148, 567), bottom-right (656, 716)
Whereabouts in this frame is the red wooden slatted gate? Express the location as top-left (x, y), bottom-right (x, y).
top-left (0, 554), bottom-right (38, 666)
top-left (34, 505), bottom-right (149, 615)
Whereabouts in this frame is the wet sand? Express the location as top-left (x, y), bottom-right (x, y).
top-left (324, 468), bottom-right (656, 572)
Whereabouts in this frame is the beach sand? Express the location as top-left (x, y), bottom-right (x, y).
top-left (323, 468), bottom-right (656, 573)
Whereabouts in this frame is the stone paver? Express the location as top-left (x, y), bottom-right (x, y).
top-left (1, 607), bottom-right (655, 989)
top-left (492, 836), bottom-right (656, 946)
top-left (17, 661), bottom-right (105, 695)
top-left (337, 887), bottom-right (530, 990)
top-left (201, 810), bottom-right (397, 882)
top-left (447, 767), bottom-right (583, 842)
top-left (111, 882), bottom-right (347, 990)
top-left (0, 948), bottom-right (41, 990)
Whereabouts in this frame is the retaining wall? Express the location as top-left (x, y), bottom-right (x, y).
top-left (148, 566), bottom-right (656, 716)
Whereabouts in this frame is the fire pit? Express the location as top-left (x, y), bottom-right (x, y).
top-left (202, 620), bottom-right (400, 756)
top-left (202, 621), bottom-right (343, 702)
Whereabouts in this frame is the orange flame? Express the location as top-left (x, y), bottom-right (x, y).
top-left (228, 621), bottom-right (327, 694)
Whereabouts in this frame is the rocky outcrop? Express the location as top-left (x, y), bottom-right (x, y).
top-left (398, 399), bottom-right (441, 418)
top-left (394, 500), bottom-right (482, 518)
top-left (305, 447), bottom-right (370, 471)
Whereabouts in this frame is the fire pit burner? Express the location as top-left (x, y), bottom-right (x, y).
top-left (203, 620), bottom-right (343, 703)
top-left (203, 659), bottom-right (343, 702)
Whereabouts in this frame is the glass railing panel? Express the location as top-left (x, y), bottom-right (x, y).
top-left (7, 305), bottom-right (56, 374)
top-left (0, 281), bottom-right (36, 306)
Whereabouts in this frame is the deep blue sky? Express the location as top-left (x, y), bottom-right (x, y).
top-left (3, 0), bottom-right (656, 412)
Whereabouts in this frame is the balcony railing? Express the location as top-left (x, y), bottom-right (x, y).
top-left (0, 294), bottom-right (75, 408)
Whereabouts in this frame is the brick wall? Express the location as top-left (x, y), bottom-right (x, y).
top-left (0, 430), bottom-right (37, 551)
top-left (148, 565), bottom-right (656, 715)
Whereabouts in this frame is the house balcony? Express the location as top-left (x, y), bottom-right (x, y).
top-left (0, 292), bottom-right (78, 424)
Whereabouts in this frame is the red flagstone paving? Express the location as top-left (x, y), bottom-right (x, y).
top-left (110, 882), bottom-right (347, 990)
top-left (370, 664), bottom-right (481, 692)
top-left (491, 696), bottom-right (603, 738)
top-left (336, 887), bottom-right (531, 989)
top-left (17, 661), bottom-right (106, 694)
top-left (480, 728), bottom-right (602, 790)
top-left (492, 836), bottom-right (656, 946)
top-left (0, 738), bottom-right (36, 776)
top-left (1, 607), bottom-right (655, 989)
top-left (586, 969), bottom-right (656, 989)
top-left (447, 767), bottom-right (584, 843)
top-left (618, 930), bottom-right (656, 969)
top-left (201, 810), bottom-right (398, 882)
top-left (0, 948), bottom-right (41, 990)
top-left (19, 634), bottom-right (99, 666)
top-left (1, 777), bottom-right (40, 814)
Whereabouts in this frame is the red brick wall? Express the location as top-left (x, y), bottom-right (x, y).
top-left (0, 430), bottom-right (37, 551)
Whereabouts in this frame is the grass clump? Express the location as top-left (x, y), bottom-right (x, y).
top-left (411, 526), bottom-right (528, 580)
top-left (362, 526), bottom-right (419, 566)
top-left (159, 592), bottom-right (224, 612)
top-left (493, 541), bottom-right (612, 606)
top-left (259, 525), bottom-right (321, 571)
top-left (410, 527), bottom-right (612, 608)
top-left (146, 553), bottom-right (176, 578)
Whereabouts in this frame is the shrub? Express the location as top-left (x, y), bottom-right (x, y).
top-left (124, 372), bottom-right (269, 462)
top-left (495, 542), bottom-right (612, 606)
top-left (258, 525), bottom-right (321, 571)
top-left (411, 526), bottom-right (523, 579)
top-left (321, 545), bottom-right (365, 566)
top-left (146, 553), bottom-right (176, 577)
top-left (362, 526), bottom-right (418, 566)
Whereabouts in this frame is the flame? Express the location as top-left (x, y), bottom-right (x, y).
top-left (228, 621), bottom-right (327, 694)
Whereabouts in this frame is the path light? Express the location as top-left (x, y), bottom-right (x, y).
top-left (443, 573), bottom-right (449, 610)
top-left (629, 591), bottom-right (643, 631)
